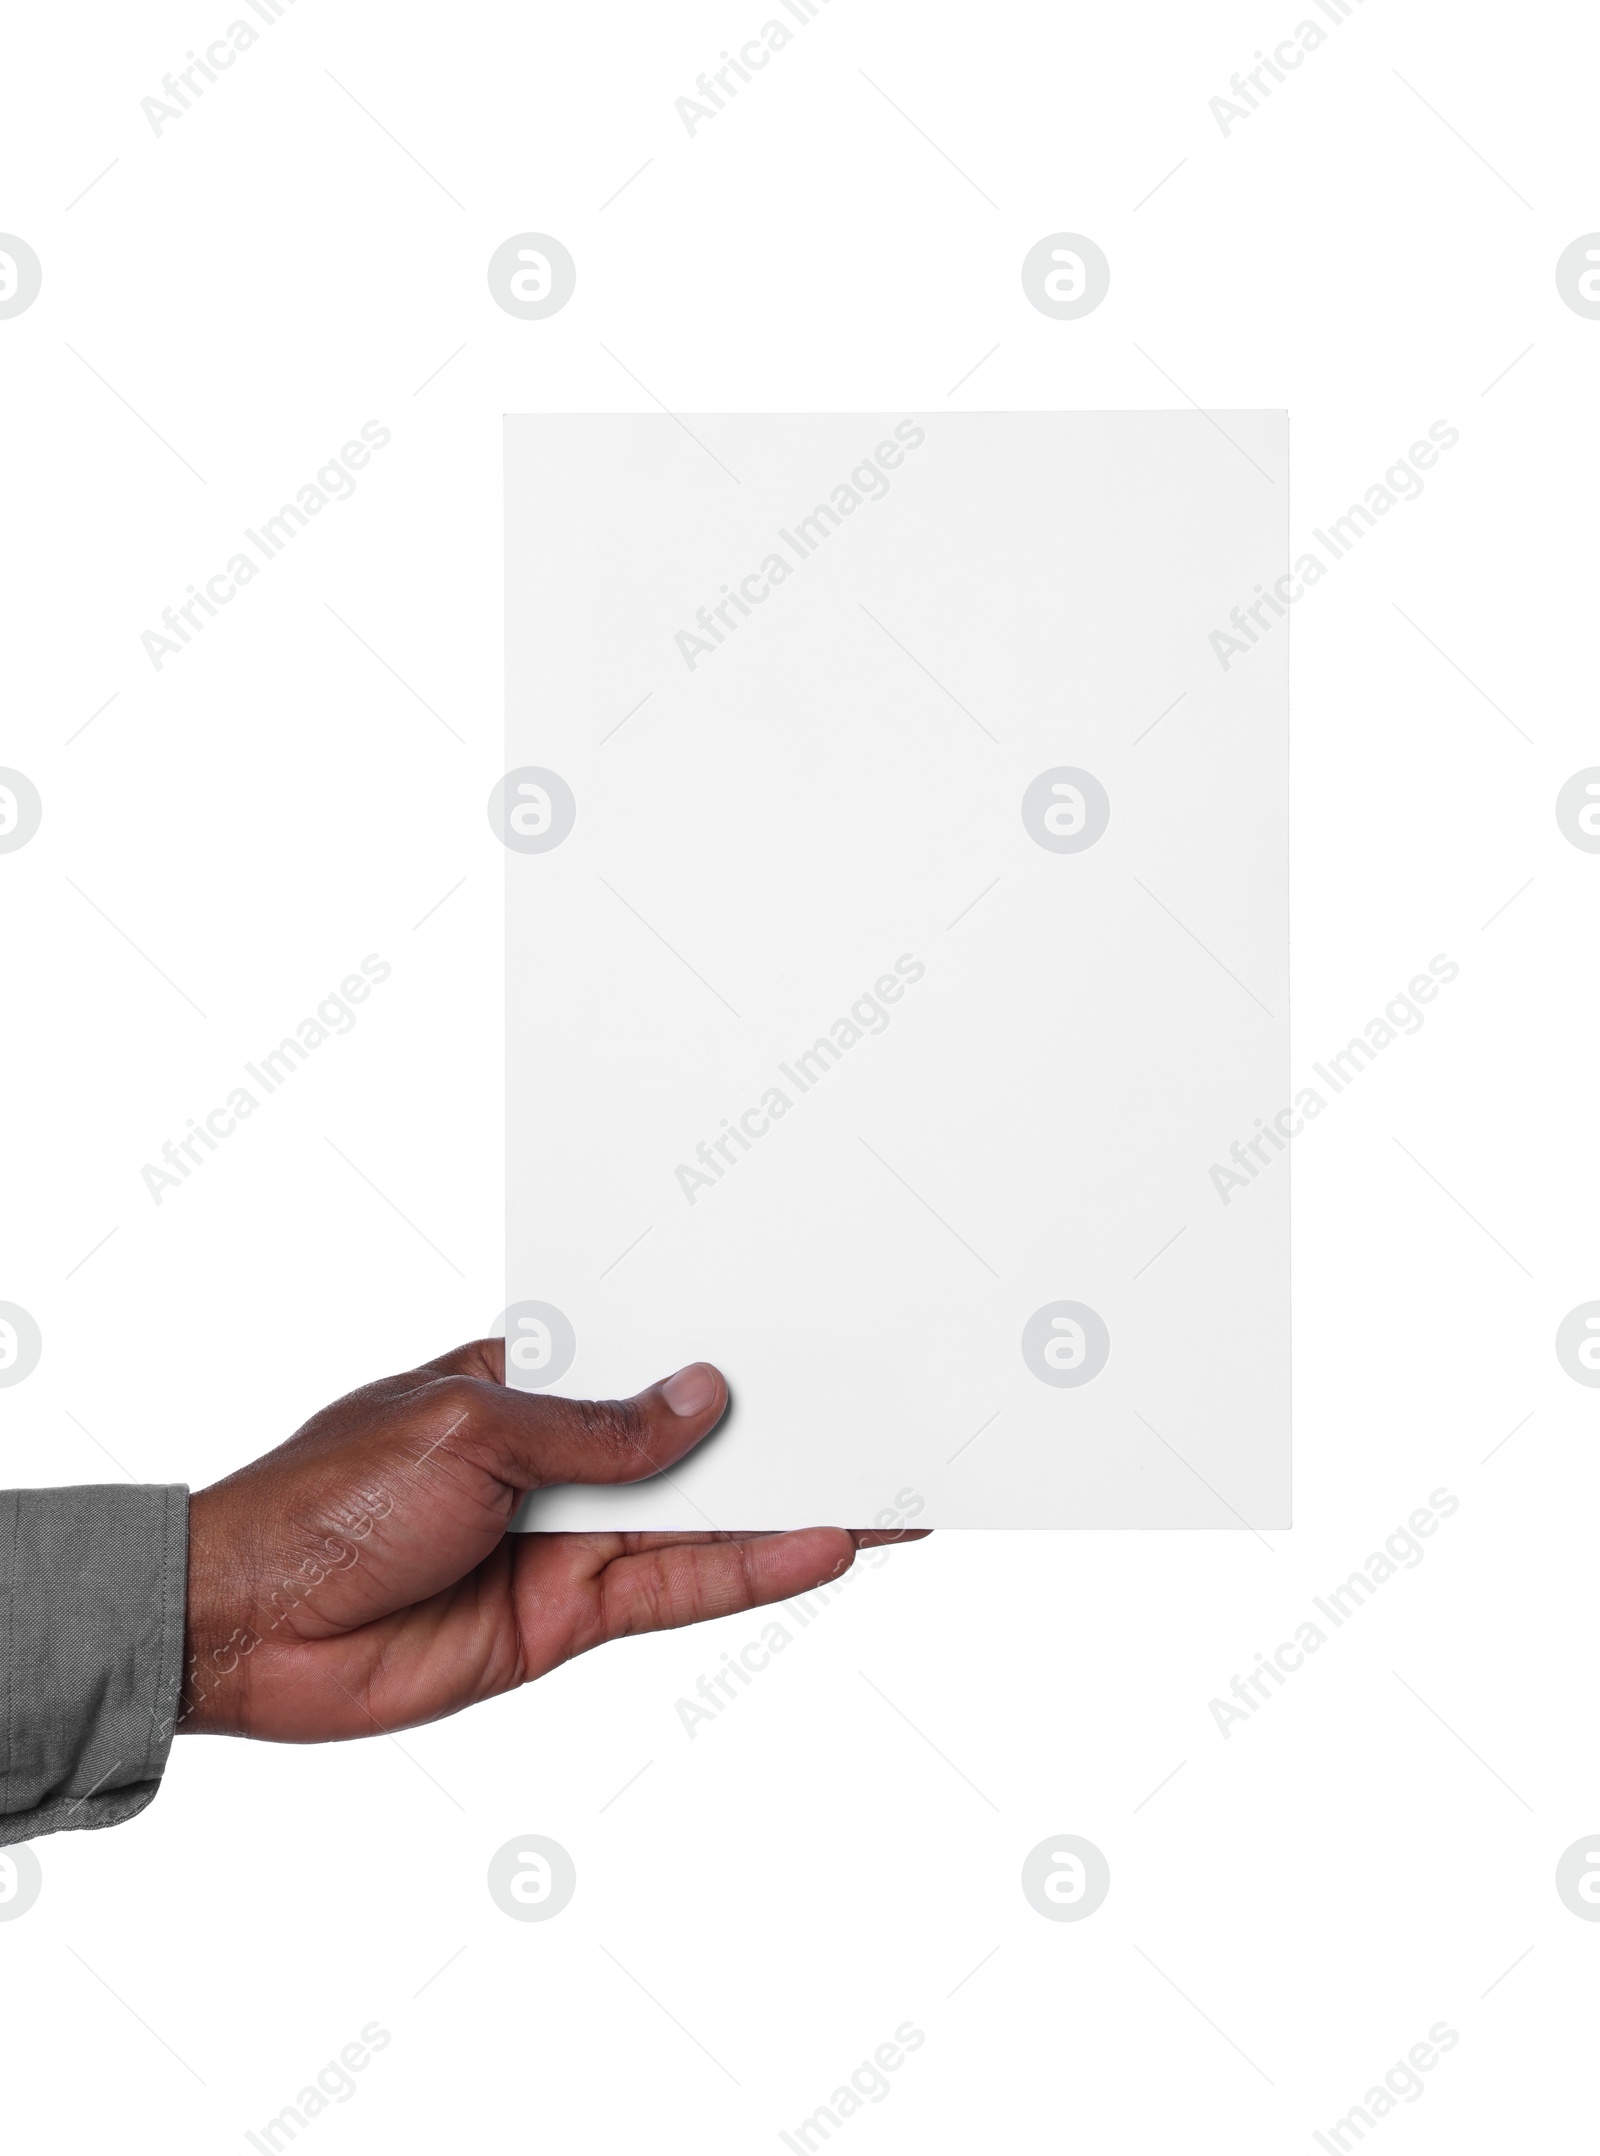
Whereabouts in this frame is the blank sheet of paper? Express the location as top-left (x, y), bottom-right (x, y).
top-left (505, 411), bottom-right (1288, 1530)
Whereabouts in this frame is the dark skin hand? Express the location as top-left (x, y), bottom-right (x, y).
top-left (181, 1337), bottom-right (924, 1741)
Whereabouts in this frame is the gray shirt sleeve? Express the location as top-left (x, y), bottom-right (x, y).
top-left (0, 1486), bottom-right (188, 1846)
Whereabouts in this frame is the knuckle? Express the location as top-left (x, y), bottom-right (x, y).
top-left (430, 1373), bottom-right (481, 1422)
top-left (576, 1393), bottom-right (651, 1462)
top-left (416, 1374), bottom-right (484, 1452)
top-left (415, 1337), bottom-right (501, 1382)
top-left (732, 1540), bottom-right (762, 1613)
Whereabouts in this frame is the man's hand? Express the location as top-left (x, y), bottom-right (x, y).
top-left (181, 1337), bottom-right (922, 1742)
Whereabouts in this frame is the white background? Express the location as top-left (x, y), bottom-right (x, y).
top-left (2, 0), bottom-right (1597, 2148)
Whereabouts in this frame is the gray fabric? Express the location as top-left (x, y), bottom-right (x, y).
top-left (0, 1485), bottom-right (188, 1846)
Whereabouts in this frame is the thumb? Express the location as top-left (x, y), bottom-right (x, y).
top-left (435, 1359), bottom-right (729, 1492)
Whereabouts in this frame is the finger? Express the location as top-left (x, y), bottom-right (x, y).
top-left (439, 1361), bottom-right (729, 1492)
top-left (554, 1527), bottom-right (930, 1559)
top-left (537, 1525), bottom-right (860, 1651)
top-left (419, 1336), bottom-right (506, 1383)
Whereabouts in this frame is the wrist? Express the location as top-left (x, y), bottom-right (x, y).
top-left (179, 1490), bottom-right (255, 1737)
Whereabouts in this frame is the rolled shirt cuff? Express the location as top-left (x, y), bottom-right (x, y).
top-left (0, 1485), bottom-right (189, 1845)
